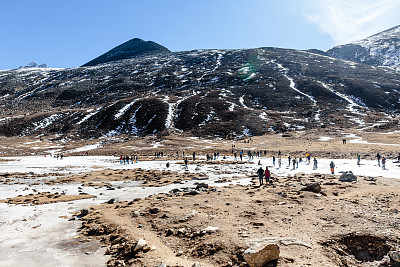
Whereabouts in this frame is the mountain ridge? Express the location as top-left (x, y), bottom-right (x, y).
top-left (326, 25), bottom-right (400, 70)
top-left (0, 46), bottom-right (398, 140)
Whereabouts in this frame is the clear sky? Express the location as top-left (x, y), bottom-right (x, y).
top-left (1, 0), bottom-right (399, 70)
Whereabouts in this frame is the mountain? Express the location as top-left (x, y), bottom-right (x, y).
top-left (326, 25), bottom-right (400, 70)
top-left (81, 38), bottom-right (171, 67)
top-left (19, 62), bottom-right (49, 69)
top-left (0, 46), bottom-right (399, 140)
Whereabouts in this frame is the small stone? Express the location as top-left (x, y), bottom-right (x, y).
top-left (134, 239), bottom-right (147, 251)
top-left (106, 198), bottom-right (115, 204)
top-left (149, 208), bottom-right (160, 214)
top-left (389, 251), bottom-right (400, 263)
top-left (78, 209), bottom-right (89, 218)
top-left (131, 211), bottom-right (140, 217)
top-left (202, 226), bottom-right (219, 233)
top-left (176, 250), bottom-right (184, 256)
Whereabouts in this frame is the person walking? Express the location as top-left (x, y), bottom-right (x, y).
top-left (257, 166), bottom-right (264, 186)
top-left (313, 158), bottom-right (318, 170)
top-left (278, 157), bottom-right (281, 168)
top-left (265, 167), bottom-right (271, 184)
top-left (272, 156), bottom-right (276, 166)
top-left (382, 157), bottom-right (386, 170)
top-left (357, 154), bottom-right (361, 166)
top-left (330, 161), bottom-right (335, 174)
top-left (377, 153), bottom-right (381, 167)
top-left (184, 158), bottom-right (188, 169)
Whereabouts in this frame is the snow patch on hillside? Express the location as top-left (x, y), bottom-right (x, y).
top-left (114, 99), bottom-right (138, 119)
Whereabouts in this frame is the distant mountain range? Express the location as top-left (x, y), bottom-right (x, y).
top-left (19, 62), bottom-right (49, 69)
top-left (0, 28), bottom-right (399, 140)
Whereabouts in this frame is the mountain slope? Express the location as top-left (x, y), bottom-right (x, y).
top-left (81, 38), bottom-right (171, 67)
top-left (0, 47), bottom-right (399, 140)
top-left (326, 25), bottom-right (400, 70)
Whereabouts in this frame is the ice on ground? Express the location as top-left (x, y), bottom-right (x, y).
top-left (319, 137), bottom-right (334, 141)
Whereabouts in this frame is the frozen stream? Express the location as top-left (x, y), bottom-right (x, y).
top-left (0, 155), bottom-right (399, 266)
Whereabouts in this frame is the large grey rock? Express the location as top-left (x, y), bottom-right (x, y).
top-left (243, 244), bottom-right (280, 267)
top-left (339, 171), bottom-right (357, 182)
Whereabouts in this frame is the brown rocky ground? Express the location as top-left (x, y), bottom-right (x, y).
top-left (78, 173), bottom-right (400, 267)
top-left (0, 191), bottom-right (95, 205)
top-left (45, 168), bottom-right (206, 187)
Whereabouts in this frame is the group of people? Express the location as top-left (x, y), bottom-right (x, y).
top-left (376, 153), bottom-right (387, 170)
top-left (257, 166), bottom-right (271, 186)
top-left (119, 155), bottom-right (138, 164)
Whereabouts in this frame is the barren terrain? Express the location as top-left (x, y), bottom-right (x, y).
top-left (0, 130), bottom-right (399, 267)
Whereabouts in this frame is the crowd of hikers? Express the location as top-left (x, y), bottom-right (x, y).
top-left (119, 155), bottom-right (139, 164)
top-left (112, 142), bottom-right (396, 187)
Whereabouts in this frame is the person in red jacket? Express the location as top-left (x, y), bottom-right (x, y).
top-left (265, 167), bottom-right (271, 184)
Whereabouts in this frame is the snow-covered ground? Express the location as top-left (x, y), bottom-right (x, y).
top-left (0, 155), bottom-right (399, 266)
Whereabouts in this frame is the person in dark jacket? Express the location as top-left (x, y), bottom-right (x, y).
top-left (257, 167), bottom-right (264, 186)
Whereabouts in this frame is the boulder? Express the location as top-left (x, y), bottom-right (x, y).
top-left (300, 183), bottom-right (321, 193)
top-left (339, 171), bottom-right (357, 182)
top-left (243, 244), bottom-right (280, 267)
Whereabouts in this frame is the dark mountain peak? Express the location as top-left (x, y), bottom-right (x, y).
top-left (82, 38), bottom-right (171, 67)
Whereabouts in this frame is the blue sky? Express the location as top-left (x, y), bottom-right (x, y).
top-left (1, 0), bottom-right (399, 69)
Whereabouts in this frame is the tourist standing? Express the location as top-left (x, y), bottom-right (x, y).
top-left (330, 161), bottom-right (335, 174)
top-left (265, 167), bottom-right (271, 184)
top-left (382, 157), bottom-right (386, 170)
top-left (257, 166), bottom-right (264, 186)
